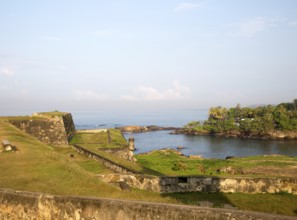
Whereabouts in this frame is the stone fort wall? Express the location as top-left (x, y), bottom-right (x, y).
top-left (0, 188), bottom-right (295, 220)
top-left (98, 174), bottom-right (297, 194)
top-left (9, 112), bottom-right (76, 145)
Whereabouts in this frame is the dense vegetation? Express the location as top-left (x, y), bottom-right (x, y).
top-left (184, 99), bottom-right (297, 137)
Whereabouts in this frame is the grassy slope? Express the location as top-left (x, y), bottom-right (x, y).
top-left (70, 130), bottom-right (161, 175)
top-left (0, 118), bottom-right (174, 203)
top-left (1, 118), bottom-right (297, 216)
top-left (163, 192), bottom-right (297, 216)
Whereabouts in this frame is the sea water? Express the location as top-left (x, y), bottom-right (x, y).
top-left (73, 110), bottom-right (297, 158)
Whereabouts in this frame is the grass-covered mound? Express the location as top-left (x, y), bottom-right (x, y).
top-left (70, 129), bottom-right (127, 149)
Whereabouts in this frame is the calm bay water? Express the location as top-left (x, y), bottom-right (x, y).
top-left (123, 131), bottom-right (297, 158)
top-left (73, 110), bottom-right (297, 159)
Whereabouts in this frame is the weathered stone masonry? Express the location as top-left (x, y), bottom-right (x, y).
top-left (9, 112), bottom-right (75, 145)
top-left (0, 188), bottom-right (295, 220)
top-left (98, 174), bottom-right (297, 194)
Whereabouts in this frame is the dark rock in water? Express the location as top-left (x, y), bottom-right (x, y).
top-left (226, 156), bottom-right (235, 160)
top-left (177, 146), bottom-right (184, 150)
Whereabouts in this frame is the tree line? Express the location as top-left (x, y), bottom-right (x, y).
top-left (185, 99), bottom-right (297, 136)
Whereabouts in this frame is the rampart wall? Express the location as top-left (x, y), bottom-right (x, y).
top-left (98, 174), bottom-right (297, 194)
top-left (0, 188), bottom-right (295, 220)
top-left (73, 144), bottom-right (139, 174)
top-left (73, 144), bottom-right (297, 194)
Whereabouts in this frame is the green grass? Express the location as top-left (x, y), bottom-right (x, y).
top-left (0, 118), bottom-right (174, 203)
top-left (70, 133), bottom-right (108, 145)
top-left (70, 130), bottom-right (162, 175)
top-left (2, 116), bottom-right (297, 216)
top-left (136, 149), bottom-right (297, 177)
top-left (70, 129), bottom-right (127, 149)
top-left (163, 192), bottom-right (297, 216)
top-left (109, 128), bottom-right (128, 146)
top-left (136, 150), bottom-right (236, 176)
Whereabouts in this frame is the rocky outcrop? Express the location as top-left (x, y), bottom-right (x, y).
top-left (117, 125), bottom-right (180, 133)
top-left (173, 129), bottom-right (297, 140)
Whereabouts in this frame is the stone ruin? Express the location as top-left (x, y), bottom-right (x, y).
top-left (1, 140), bottom-right (16, 152)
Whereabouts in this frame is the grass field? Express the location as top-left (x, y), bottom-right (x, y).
top-left (70, 129), bottom-right (127, 149)
top-left (136, 149), bottom-right (297, 178)
top-left (1, 117), bottom-right (297, 216)
top-left (163, 192), bottom-right (297, 216)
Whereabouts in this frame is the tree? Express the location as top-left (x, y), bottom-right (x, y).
top-left (208, 106), bottom-right (228, 122)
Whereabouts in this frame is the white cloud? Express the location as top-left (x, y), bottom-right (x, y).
top-left (288, 21), bottom-right (297, 27)
top-left (174, 2), bottom-right (204, 12)
top-left (19, 89), bottom-right (29, 97)
top-left (0, 67), bottom-right (14, 77)
top-left (120, 95), bottom-right (139, 101)
top-left (228, 17), bottom-right (283, 37)
top-left (75, 90), bottom-right (110, 101)
top-left (121, 80), bottom-right (191, 101)
top-left (237, 17), bottom-right (267, 37)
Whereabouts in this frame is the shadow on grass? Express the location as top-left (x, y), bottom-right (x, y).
top-left (294, 209), bottom-right (297, 215)
top-left (162, 192), bottom-right (236, 208)
top-left (140, 167), bottom-right (165, 176)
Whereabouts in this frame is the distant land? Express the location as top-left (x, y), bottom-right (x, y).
top-left (174, 99), bottom-right (297, 140)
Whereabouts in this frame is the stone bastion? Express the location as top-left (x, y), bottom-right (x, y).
top-left (9, 111), bottom-right (76, 145)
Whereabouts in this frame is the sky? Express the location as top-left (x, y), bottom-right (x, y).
top-left (1, 0), bottom-right (297, 115)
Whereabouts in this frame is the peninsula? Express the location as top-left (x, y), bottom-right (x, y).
top-left (174, 99), bottom-right (297, 140)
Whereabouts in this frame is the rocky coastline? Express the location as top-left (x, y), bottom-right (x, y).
top-left (116, 125), bottom-right (181, 133)
top-left (117, 125), bottom-right (297, 140)
top-left (171, 129), bottom-right (297, 140)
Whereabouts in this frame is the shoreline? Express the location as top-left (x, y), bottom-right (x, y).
top-left (171, 129), bottom-right (297, 140)
top-left (116, 125), bottom-right (181, 133)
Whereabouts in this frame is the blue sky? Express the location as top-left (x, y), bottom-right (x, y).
top-left (1, 0), bottom-right (297, 114)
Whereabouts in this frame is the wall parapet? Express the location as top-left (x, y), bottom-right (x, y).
top-left (73, 144), bottom-right (140, 174)
top-left (0, 188), bottom-right (295, 220)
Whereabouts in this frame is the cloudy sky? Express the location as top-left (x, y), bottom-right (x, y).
top-left (1, 0), bottom-right (297, 115)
